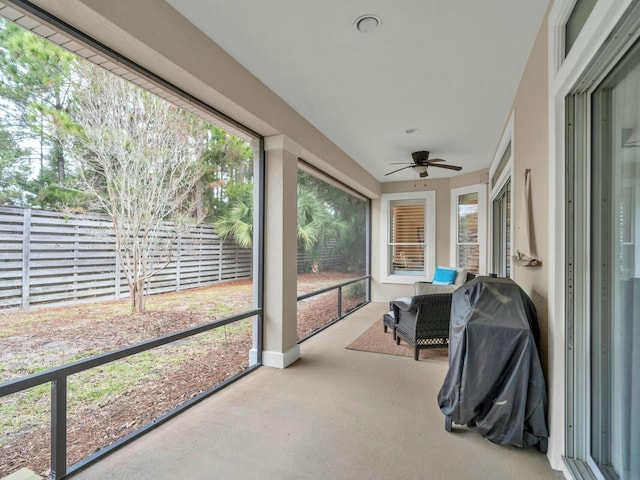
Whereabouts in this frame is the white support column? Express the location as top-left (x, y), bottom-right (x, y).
top-left (261, 135), bottom-right (300, 368)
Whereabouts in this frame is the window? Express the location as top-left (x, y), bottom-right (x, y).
top-left (564, 0), bottom-right (597, 58)
top-left (380, 191), bottom-right (435, 283)
top-left (451, 185), bottom-right (486, 273)
top-left (0, 8), bottom-right (264, 478)
top-left (295, 168), bottom-right (370, 340)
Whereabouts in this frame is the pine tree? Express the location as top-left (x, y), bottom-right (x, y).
top-left (0, 18), bottom-right (80, 208)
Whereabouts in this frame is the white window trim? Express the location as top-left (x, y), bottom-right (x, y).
top-left (450, 184), bottom-right (487, 274)
top-left (489, 113), bottom-right (514, 278)
top-left (379, 191), bottom-right (436, 284)
top-left (489, 112), bottom-right (514, 190)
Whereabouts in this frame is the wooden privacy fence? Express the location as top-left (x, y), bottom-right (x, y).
top-left (297, 241), bottom-right (344, 273)
top-left (0, 206), bottom-right (252, 310)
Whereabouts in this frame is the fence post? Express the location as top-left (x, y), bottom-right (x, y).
top-left (73, 222), bottom-right (80, 301)
top-left (115, 252), bottom-right (121, 300)
top-left (176, 234), bottom-right (182, 292)
top-left (21, 208), bottom-right (31, 309)
top-left (50, 376), bottom-right (67, 479)
top-left (218, 236), bottom-right (224, 282)
top-left (196, 227), bottom-right (201, 286)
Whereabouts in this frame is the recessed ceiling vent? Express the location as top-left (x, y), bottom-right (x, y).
top-left (354, 14), bottom-right (381, 33)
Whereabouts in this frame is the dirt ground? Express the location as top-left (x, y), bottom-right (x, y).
top-left (0, 272), bottom-right (366, 478)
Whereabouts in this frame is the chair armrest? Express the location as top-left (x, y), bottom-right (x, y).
top-left (390, 297), bottom-right (415, 319)
top-left (414, 281), bottom-right (456, 295)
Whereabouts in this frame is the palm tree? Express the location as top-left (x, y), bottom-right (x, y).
top-left (215, 183), bottom-right (347, 272)
top-left (214, 184), bottom-right (253, 248)
top-left (296, 185), bottom-right (346, 271)
top-left (297, 171), bottom-right (366, 273)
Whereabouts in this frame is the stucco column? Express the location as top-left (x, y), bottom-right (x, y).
top-left (262, 135), bottom-right (300, 368)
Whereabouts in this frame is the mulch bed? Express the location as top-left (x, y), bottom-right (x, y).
top-left (0, 273), bottom-right (365, 478)
top-left (2, 337), bottom-right (251, 478)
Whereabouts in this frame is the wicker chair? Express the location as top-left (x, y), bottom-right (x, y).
top-left (390, 293), bottom-right (452, 360)
top-left (383, 273), bottom-right (476, 357)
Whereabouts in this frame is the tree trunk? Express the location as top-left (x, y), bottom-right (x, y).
top-left (57, 156), bottom-right (65, 183)
top-left (195, 182), bottom-right (206, 220)
top-left (53, 141), bottom-right (65, 183)
top-left (130, 279), bottom-right (146, 314)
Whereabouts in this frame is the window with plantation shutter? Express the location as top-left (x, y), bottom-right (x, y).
top-left (380, 191), bottom-right (435, 283)
top-left (390, 201), bottom-right (425, 274)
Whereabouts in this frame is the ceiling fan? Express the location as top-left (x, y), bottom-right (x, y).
top-left (385, 151), bottom-right (462, 178)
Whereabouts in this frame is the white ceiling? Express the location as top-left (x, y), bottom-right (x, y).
top-left (167, 1), bottom-right (549, 182)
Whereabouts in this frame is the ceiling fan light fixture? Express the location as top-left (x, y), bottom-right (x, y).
top-left (354, 14), bottom-right (381, 33)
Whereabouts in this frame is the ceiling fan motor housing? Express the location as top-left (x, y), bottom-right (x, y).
top-left (412, 150), bottom-right (430, 164)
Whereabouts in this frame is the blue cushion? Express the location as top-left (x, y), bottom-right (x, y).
top-left (432, 267), bottom-right (457, 285)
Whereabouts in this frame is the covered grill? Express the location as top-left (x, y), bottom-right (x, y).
top-left (437, 276), bottom-right (549, 451)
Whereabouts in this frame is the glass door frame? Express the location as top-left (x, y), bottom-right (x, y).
top-left (564, 6), bottom-right (640, 477)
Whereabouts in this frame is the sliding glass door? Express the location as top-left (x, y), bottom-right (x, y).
top-left (589, 39), bottom-right (640, 480)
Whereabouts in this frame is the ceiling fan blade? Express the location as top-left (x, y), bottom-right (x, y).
top-left (384, 165), bottom-right (414, 176)
top-left (426, 158), bottom-right (445, 163)
top-left (429, 163), bottom-right (462, 171)
top-left (388, 162), bottom-right (413, 165)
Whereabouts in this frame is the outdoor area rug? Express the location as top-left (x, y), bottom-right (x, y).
top-left (346, 318), bottom-right (449, 362)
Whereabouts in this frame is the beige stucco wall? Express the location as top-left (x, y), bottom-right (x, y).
top-left (505, 12), bottom-right (550, 372)
top-left (493, 6), bottom-right (555, 464)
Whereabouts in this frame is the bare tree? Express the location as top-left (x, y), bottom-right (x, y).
top-left (71, 64), bottom-right (206, 313)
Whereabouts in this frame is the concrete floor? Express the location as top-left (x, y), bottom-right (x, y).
top-left (70, 302), bottom-right (564, 480)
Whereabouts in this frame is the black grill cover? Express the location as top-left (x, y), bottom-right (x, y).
top-left (437, 276), bottom-right (549, 448)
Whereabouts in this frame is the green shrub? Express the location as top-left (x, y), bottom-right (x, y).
top-left (344, 281), bottom-right (365, 299)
